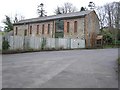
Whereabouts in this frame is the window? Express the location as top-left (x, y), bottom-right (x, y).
top-left (42, 24), bottom-right (44, 34)
top-left (24, 29), bottom-right (27, 36)
top-left (48, 24), bottom-right (50, 34)
top-left (55, 23), bottom-right (56, 31)
top-left (15, 27), bottom-right (18, 35)
top-left (37, 25), bottom-right (39, 34)
top-left (74, 21), bottom-right (77, 33)
top-left (97, 40), bottom-right (101, 44)
top-left (56, 20), bottom-right (64, 32)
top-left (30, 26), bottom-right (32, 34)
top-left (67, 22), bottom-right (69, 33)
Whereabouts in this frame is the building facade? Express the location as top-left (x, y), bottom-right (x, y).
top-left (13, 10), bottom-right (100, 48)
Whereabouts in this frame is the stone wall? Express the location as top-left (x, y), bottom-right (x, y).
top-left (85, 11), bottom-right (100, 48)
top-left (64, 18), bottom-right (85, 39)
top-left (14, 18), bottom-right (85, 39)
top-left (14, 21), bottom-right (54, 38)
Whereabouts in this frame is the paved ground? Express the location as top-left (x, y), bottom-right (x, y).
top-left (2, 49), bottom-right (118, 88)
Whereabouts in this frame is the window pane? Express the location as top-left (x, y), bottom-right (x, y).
top-left (56, 20), bottom-right (64, 32)
top-left (67, 22), bottom-right (69, 33)
top-left (37, 25), bottom-right (39, 34)
top-left (48, 24), bottom-right (50, 34)
top-left (15, 27), bottom-right (18, 35)
top-left (30, 26), bottom-right (32, 34)
top-left (42, 24), bottom-right (44, 34)
top-left (74, 21), bottom-right (77, 33)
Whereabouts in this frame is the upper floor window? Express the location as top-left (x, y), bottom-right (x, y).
top-left (67, 22), bottom-right (70, 33)
top-left (37, 25), bottom-right (39, 34)
top-left (30, 26), bottom-right (32, 34)
top-left (56, 20), bottom-right (64, 32)
top-left (24, 29), bottom-right (27, 36)
top-left (42, 24), bottom-right (44, 34)
top-left (74, 21), bottom-right (77, 33)
top-left (15, 27), bottom-right (18, 35)
top-left (48, 24), bottom-right (50, 34)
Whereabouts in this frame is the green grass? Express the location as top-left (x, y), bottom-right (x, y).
top-left (103, 44), bottom-right (120, 48)
top-left (112, 40), bottom-right (120, 45)
top-left (103, 44), bottom-right (114, 48)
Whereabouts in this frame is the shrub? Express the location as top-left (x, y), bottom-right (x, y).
top-left (59, 46), bottom-right (64, 50)
top-left (2, 40), bottom-right (10, 50)
top-left (51, 47), bottom-right (56, 50)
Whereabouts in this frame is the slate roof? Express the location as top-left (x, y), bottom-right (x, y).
top-left (14, 10), bottom-right (92, 25)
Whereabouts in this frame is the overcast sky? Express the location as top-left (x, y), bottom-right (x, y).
top-left (0, 0), bottom-right (119, 30)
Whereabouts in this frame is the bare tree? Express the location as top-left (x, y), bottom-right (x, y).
top-left (96, 6), bottom-right (107, 29)
top-left (105, 3), bottom-right (112, 29)
top-left (97, 2), bottom-right (120, 29)
top-left (111, 2), bottom-right (120, 44)
top-left (54, 2), bottom-right (77, 15)
top-left (104, 2), bottom-right (120, 44)
top-left (63, 2), bottom-right (77, 13)
top-left (13, 14), bottom-right (25, 23)
top-left (104, 2), bottom-right (119, 28)
top-left (96, 1), bottom-right (120, 45)
top-left (112, 2), bottom-right (120, 29)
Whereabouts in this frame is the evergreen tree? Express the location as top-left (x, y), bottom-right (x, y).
top-left (3, 15), bottom-right (13, 32)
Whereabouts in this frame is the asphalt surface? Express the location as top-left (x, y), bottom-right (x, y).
top-left (2, 48), bottom-right (118, 88)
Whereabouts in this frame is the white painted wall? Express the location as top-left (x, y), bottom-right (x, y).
top-left (71, 39), bottom-right (85, 48)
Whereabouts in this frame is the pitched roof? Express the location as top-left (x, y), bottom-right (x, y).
top-left (14, 10), bottom-right (92, 25)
